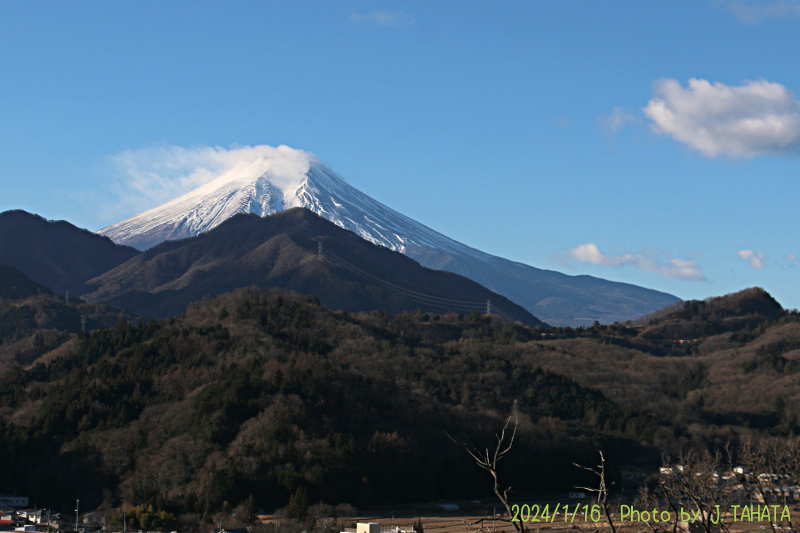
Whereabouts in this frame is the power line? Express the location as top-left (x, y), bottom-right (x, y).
top-left (493, 306), bottom-right (516, 322)
top-left (319, 247), bottom-right (521, 322)
top-left (325, 249), bottom-right (487, 306)
top-left (324, 253), bottom-right (479, 313)
top-left (322, 249), bottom-right (486, 307)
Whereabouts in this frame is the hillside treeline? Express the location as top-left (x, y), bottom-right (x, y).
top-left (0, 288), bottom-right (661, 513)
top-left (1, 286), bottom-right (799, 518)
top-left (0, 290), bottom-right (132, 376)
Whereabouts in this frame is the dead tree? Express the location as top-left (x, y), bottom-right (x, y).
top-left (574, 451), bottom-right (618, 533)
top-left (634, 483), bottom-right (681, 533)
top-left (658, 449), bottom-right (735, 533)
top-left (450, 416), bottom-right (524, 533)
top-left (737, 437), bottom-right (799, 533)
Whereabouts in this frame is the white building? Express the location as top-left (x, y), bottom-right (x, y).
top-left (341, 523), bottom-right (415, 533)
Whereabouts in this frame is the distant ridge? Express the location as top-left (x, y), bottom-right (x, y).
top-left (83, 208), bottom-right (545, 325)
top-left (0, 264), bottom-right (53, 299)
top-left (97, 145), bottom-right (679, 326)
top-left (632, 287), bottom-right (784, 325)
top-left (0, 210), bottom-right (140, 293)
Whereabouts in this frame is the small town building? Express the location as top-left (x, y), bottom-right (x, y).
top-left (26, 512), bottom-right (46, 525)
top-left (0, 499), bottom-right (27, 510)
top-left (81, 512), bottom-right (105, 532)
top-left (437, 504), bottom-right (459, 512)
top-left (340, 523), bottom-right (415, 533)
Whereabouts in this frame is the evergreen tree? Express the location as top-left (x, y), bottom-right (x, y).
top-left (244, 495), bottom-right (258, 523)
top-left (285, 488), bottom-right (309, 520)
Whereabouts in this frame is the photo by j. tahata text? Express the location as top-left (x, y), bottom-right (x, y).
top-left (510, 503), bottom-right (793, 525)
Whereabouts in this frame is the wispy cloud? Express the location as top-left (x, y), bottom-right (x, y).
top-left (643, 78), bottom-right (800, 158)
top-left (563, 242), bottom-right (706, 281)
top-left (738, 249), bottom-right (766, 269)
top-left (720, 0), bottom-right (800, 23)
top-left (350, 11), bottom-right (415, 27)
top-left (600, 106), bottom-right (641, 136)
top-left (99, 144), bottom-right (316, 222)
top-left (787, 253), bottom-right (797, 266)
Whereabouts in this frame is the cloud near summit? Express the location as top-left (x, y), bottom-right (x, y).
top-left (565, 243), bottom-right (706, 281)
top-left (104, 144), bottom-right (317, 219)
top-left (643, 78), bottom-right (800, 158)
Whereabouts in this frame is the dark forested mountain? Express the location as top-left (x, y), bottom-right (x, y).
top-left (0, 288), bottom-right (658, 513)
top-left (634, 287), bottom-right (785, 324)
top-left (79, 208), bottom-right (544, 326)
top-left (0, 210), bottom-right (139, 294)
top-left (97, 149), bottom-right (679, 326)
top-left (0, 264), bottom-right (52, 299)
top-left (0, 272), bottom-right (135, 376)
top-left (0, 285), bottom-right (798, 518)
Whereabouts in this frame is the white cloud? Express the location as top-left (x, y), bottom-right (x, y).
top-left (102, 144), bottom-right (317, 219)
top-left (600, 106), bottom-right (641, 135)
top-left (643, 78), bottom-right (800, 158)
top-left (565, 242), bottom-right (706, 281)
top-left (738, 249), bottom-right (766, 269)
top-left (350, 11), bottom-right (415, 26)
top-left (568, 243), bottom-right (620, 266)
top-left (720, 0), bottom-right (800, 23)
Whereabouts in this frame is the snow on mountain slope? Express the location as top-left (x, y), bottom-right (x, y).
top-left (99, 145), bottom-right (487, 259)
top-left (98, 145), bottom-right (679, 326)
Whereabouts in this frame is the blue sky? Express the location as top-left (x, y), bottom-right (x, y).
top-left (1, 1), bottom-right (799, 309)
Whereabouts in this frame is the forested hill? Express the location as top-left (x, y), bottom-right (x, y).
top-left (0, 264), bottom-right (52, 299)
top-left (0, 288), bottom-right (659, 512)
top-left (78, 208), bottom-right (544, 326)
top-left (2, 286), bottom-right (800, 519)
top-left (0, 210), bottom-right (139, 293)
top-left (0, 267), bottom-right (135, 376)
top-left (633, 287), bottom-right (785, 326)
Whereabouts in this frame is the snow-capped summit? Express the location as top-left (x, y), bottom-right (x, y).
top-left (100, 145), bottom-right (483, 259)
top-left (98, 145), bottom-right (679, 326)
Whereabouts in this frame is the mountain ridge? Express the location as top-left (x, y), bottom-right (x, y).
top-left (0, 264), bottom-right (53, 299)
top-left (97, 146), bottom-right (679, 326)
top-left (2, 283), bottom-right (798, 514)
top-left (0, 210), bottom-right (140, 294)
top-left (83, 208), bottom-right (545, 325)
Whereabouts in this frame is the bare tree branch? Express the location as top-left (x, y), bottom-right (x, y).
top-left (449, 416), bottom-right (524, 533)
top-left (574, 451), bottom-right (617, 533)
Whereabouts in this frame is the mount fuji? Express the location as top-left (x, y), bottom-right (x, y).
top-left (99, 145), bottom-right (678, 326)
